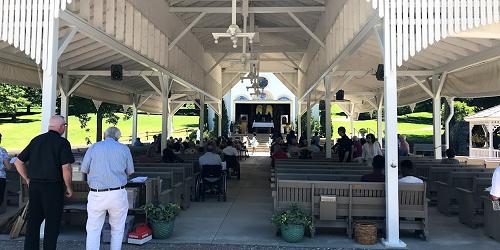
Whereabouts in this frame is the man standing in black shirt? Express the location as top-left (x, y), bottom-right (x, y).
top-left (14, 115), bottom-right (75, 250)
top-left (335, 126), bottom-right (353, 162)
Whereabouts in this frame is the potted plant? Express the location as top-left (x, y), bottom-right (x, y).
top-left (143, 203), bottom-right (180, 239)
top-left (271, 205), bottom-right (313, 243)
top-left (471, 134), bottom-right (486, 148)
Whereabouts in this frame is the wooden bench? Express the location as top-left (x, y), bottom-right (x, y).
top-left (135, 163), bottom-right (196, 209)
top-left (423, 166), bottom-right (486, 201)
top-left (455, 178), bottom-right (492, 227)
top-left (274, 180), bottom-right (428, 239)
top-left (483, 196), bottom-right (500, 242)
top-left (434, 171), bottom-right (493, 215)
top-left (131, 172), bottom-right (177, 205)
top-left (414, 163), bottom-right (470, 180)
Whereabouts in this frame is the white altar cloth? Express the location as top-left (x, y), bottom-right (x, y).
top-left (252, 122), bottom-right (274, 128)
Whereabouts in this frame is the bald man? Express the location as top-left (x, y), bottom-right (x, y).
top-left (15, 115), bottom-right (75, 250)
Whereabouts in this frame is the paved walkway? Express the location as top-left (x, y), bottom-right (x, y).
top-left (1, 156), bottom-right (500, 249)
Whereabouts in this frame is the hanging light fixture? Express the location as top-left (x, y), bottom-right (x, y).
top-left (212, 0), bottom-right (256, 48)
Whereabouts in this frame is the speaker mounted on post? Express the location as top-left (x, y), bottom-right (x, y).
top-left (375, 64), bottom-right (384, 81)
top-left (336, 90), bottom-right (344, 101)
top-left (111, 64), bottom-right (123, 81)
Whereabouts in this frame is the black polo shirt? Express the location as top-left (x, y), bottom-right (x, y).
top-left (18, 130), bottom-right (75, 182)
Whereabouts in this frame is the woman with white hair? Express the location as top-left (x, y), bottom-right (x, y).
top-left (80, 127), bottom-right (135, 250)
top-left (398, 134), bottom-right (410, 156)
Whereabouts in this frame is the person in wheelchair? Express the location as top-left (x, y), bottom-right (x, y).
top-left (199, 143), bottom-right (227, 201)
top-left (223, 141), bottom-right (240, 180)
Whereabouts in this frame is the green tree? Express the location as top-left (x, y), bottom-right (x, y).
top-left (65, 97), bottom-right (131, 143)
top-left (452, 101), bottom-right (477, 122)
top-left (21, 86), bottom-right (42, 113)
top-left (0, 83), bottom-right (29, 120)
top-left (211, 100), bottom-right (230, 138)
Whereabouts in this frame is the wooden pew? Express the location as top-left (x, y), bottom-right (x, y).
top-left (435, 171), bottom-right (493, 215)
top-left (483, 196), bottom-right (500, 242)
top-left (135, 163), bottom-right (195, 209)
top-left (273, 180), bottom-right (428, 239)
top-left (131, 172), bottom-right (176, 205)
top-left (456, 178), bottom-right (492, 227)
top-left (424, 166), bottom-right (486, 201)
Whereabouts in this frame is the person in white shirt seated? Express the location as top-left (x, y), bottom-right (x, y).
top-left (308, 144), bottom-right (321, 153)
top-left (222, 141), bottom-right (238, 156)
top-left (199, 143), bottom-right (223, 167)
top-left (489, 166), bottom-right (500, 201)
top-left (399, 160), bottom-right (423, 184)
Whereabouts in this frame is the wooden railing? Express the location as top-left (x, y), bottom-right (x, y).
top-left (470, 148), bottom-right (500, 158)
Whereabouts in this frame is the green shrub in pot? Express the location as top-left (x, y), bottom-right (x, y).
top-left (143, 203), bottom-right (181, 239)
top-left (271, 205), bottom-right (314, 243)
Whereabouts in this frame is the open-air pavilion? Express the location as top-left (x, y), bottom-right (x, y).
top-left (466, 105), bottom-right (500, 158)
top-left (0, 0), bottom-right (500, 248)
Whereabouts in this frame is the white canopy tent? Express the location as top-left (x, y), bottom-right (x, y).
top-left (465, 105), bottom-right (500, 158)
top-left (0, 0), bottom-right (499, 247)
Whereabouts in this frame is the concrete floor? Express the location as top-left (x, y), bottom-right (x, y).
top-left (1, 156), bottom-right (500, 249)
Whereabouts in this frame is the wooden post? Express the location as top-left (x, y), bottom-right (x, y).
top-left (324, 77), bottom-right (332, 159)
top-left (306, 94), bottom-right (312, 146)
top-left (160, 75), bottom-right (170, 153)
top-left (41, 7), bottom-right (59, 133)
top-left (381, 1), bottom-right (404, 247)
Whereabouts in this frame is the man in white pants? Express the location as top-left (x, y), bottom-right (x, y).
top-left (80, 127), bottom-right (134, 250)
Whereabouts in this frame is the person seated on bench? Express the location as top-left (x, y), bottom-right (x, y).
top-left (162, 147), bottom-right (184, 163)
top-left (288, 138), bottom-right (301, 158)
top-left (299, 149), bottom-right (312, 159)
top-left (222, 141), bottom-right (238, 157)
top-left (362, 133), bottom-right (383, 165)
top-left (133, 137), bottom-right (143, 147)
top-left (489, 166), bottom-right (500, 201)
top-left (361, 155), bottom-right (385, 182)
top-left (399, 160), bottom-right (423, 184)
top-left (272, 145), bottom-right (288, 159)
top-left (199, 143), bottom-right (223, 167)
top-left (441, 149), bottom-right (460, 165)
top-left (334, 127), bottom-right (353, 162)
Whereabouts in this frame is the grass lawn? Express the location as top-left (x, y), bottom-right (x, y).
top-left (0, 107), bottom-right (435, 151)
top-left (0, 112), bottom-right (199, 151)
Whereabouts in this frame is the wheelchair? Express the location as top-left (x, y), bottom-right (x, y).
top-left (196, 165), bottom-right (227, 202)
top-left (223, 154), bottom-right (240, 180)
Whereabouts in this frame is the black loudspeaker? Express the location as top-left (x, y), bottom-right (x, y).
top-left (336, 90), bottom-right (344, 101)
top-left (111, 64), bottom-right (123, 81)
top-left (376, 64), bottom-right (384, 81)
top-left (319, 100), bottom-right (326, 110)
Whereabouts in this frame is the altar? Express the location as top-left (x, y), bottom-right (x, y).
top-left (252, 121), bottom-right (274, 133)
top-left (252, 122), bottom-right (274, 128)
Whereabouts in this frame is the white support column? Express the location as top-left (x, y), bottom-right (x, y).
top-left (131, 95), bottom-right (139, 144)
top-left (349, 103), bottom-right (355, 137)
top-left (297, 100), bottom-right (301, 136)
top-left (377, 94), bottom-right (384, 145)
top-left (168, 114), bottom-right (174, 136)
top-left (41, 10), bottom-right (60, 133)
top-left (160, 75), bottom-right (170, 154)
top-left (59, 75), bottom-right (70, 138)
top-left (199, 95), bottom-right (205, 142)
top-left (324, 78), bottom-right (332, 159)
top-left (445, 97), bottom-right (455, 150)
top-left (432, 75), bottom-right (443, 159)
top-left (218, 101), bottom-right (222, 137)
top-left (488, 122), bottom-right (494, 158)
top-left (469, 123), bottom-right (473, 151)
top-left (306, 94), bottom-right (312, 146)
top-left (381, 2), bottom-right (405, 247)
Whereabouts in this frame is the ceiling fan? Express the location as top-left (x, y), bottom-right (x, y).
top-left (212, 0), bottom-right (256, 48)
